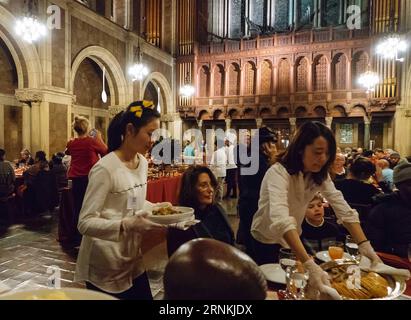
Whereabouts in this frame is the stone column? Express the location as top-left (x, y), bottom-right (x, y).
top-left (308, 61), bottom-right (313, 92)
top-left (224, 67), bottom-right (229, 97)
top-left (225, 118), bottom-right (231, 130)
top-left (364, 115), bottom-right (371, 150)
top-left (16, 90), bottom-right (44, 151)
top-left (239, 66), bottom-right (245, 96)
top-left (256, 117), bottom-right (263, 128)
top-left (39, 101), bottom-right (50, 156)
top-left (325, 116), bottom-right (333, 129)
top-left (290, 64), bottom-right (296, 94)
top-left (273, 64), bottom-right (278, 96)
top-left (210, 65), bottom-right (215, 98)
top-left (326, 57), bottom-right (332, 92)
top-left (30, 101), bottom-right (41, 153)
top-left (161, 120), bottom-right (167, 133)
top-left (172, 113), bottom-right (182, 142)
top-left (347, 57), bottom-right (352, 91)
top-left (256, 63), bottom-right (261, 96)
top-left (289, 117), bottom-right (297, 135)
top-left (22, 103), bottom-right (31, 149)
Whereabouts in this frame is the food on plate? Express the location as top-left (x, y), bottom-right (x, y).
top-left (323, 261), bottom-right (389, 299)
top-left (152, 206), bottom-right (182, 216)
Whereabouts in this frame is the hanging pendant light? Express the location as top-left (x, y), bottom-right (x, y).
top-left (101, 67), bottom-right (108, 103)
top-left (179, 72), bottom-right (195, 97)
top-left (129, 39), bottom-right (149, 81)
top-left (358, 69), bottom-right (380, 93)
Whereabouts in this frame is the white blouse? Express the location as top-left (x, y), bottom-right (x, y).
top-left (74, 152), bottom-right (153, 293)
top-left (251, 163), bottom-right (360, 248)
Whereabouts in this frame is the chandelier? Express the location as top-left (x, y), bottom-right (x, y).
top-left (15, 16), bottom-right (47, 43)
top-left (375, 34), bottom-right (407, 62)
top-left (179, 72), bottom-right (195, 97)
top-left (15, 0), bottom-right (47, 43)
top-left (358, 69), bottom-right (380, 93)
top-left (129, 41), bottom-right (149, 81)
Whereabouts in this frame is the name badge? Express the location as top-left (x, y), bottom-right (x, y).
top-left (127, 195), bottom-right (139, 210)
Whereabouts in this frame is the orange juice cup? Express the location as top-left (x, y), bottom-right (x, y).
top-left (328, 241), bottom-right (344, 260)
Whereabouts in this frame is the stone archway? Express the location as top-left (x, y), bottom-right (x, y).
top-left (0, 6), bottom-right (43, 88)
top-left (71, 46), bottom-right (129, 106)
top-left (141, 72), bottom-right (173, 114)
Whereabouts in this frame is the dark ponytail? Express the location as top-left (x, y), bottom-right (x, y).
top-left (107, 100), bottom-right (161, 152)
top-left (107, 111), bottom-right (125, 152)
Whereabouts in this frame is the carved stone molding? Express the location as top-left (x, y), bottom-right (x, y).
top-left (289, 117), bottom-right (297, 126)
top-left (325, 116), bottom-right (333, 128)
top-left (108, 105), bottom-right (127, 117)
top-left (15, 89), bottom-right (43, 103)
top-left (161, 113), bottom-right (181, 122)
top-left (225, 118), bottom-right (232, 129)
top-left (255, 118), bottom-right (263, 128)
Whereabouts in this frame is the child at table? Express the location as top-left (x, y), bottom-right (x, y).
top-left (300, 193), bottom-right (344, 255)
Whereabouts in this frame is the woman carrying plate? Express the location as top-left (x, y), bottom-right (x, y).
top-left (166, 165), bottom-right (235, 256)
top-left (251, 121), bottom-right (383, 300)
top-left (75, 101), bottom-right (167, 300)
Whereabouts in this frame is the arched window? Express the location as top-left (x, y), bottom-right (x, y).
top-left (260, 60), bottom-right (272, 95)
top-left (199, 66), bottom-right (210, 97)
top-left (214, 64), bottom-right (225, 96)
top-left (296, 57), bottom-right (308, 92)
top-left (352, 51), bottom-right (368, 89)
top-left (314, 55), bottom-right (328, 91)
top-left (244, 61), bottom-right (256, 95)
top-left (332, 53), bottom-right (347, 90)
top-left (278, 58), bottom-right (290, 94)
top-left (229, 63), bottom-right (240, 96)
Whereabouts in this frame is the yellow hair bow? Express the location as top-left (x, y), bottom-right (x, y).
top-left (130, 100), bottom-right (154, 118)
top-left (130, 105), bottom-right (143, 118)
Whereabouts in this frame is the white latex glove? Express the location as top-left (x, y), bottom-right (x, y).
top-left (303, 259), bottom-right (342, 300)
top-left (358, 241), bottom-right (382, 265)
top-left (155, 202), bottom-right (173, 208)
top-left (121, 211), bottom-right (165, 234)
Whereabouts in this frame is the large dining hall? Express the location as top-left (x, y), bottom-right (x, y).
top-left (0, 0), bottom-right (411, 304)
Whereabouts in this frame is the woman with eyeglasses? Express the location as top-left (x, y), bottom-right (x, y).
top-left (75, 101), bottom-right (166, 300)
top-left (166, 165), bottom-right (235, 257)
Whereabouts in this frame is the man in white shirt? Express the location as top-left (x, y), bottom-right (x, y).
top-left (210, 139), bottom-right (227, 202)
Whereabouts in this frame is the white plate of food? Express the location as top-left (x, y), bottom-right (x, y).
top-left (259, 264), bottom-right (286, 284)
top-left (147, 206), bottom-right (195, 225)
top-left (0, 288), bottom-right (117, 300)
top-left (321, 259), bottom-right (406, 300)
top-left (315, 251), bottom-right (352, 263)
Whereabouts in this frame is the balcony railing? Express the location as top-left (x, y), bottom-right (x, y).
top-left (198, 27), bottom-right (370, 55)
